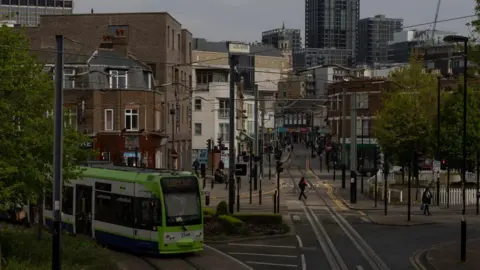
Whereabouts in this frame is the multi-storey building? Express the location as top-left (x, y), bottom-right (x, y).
top-left (37, 33), bottom-right (165, 168)
top-left (357, 15), bottom-right (403, 65)
top-left (261, 23), bottom-right (302, 52)
top-left (191, 39), bottom-right (288, 159)
top-left (304, 0), bottom-right (359, 66)
top-left (326, 79), bottom-right (387, 168)
top-left (0, 0), bottom-right (73, 26)
top-left (26, 12), bottom-right (193, 170)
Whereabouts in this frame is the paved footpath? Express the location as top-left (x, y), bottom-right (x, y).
top-left (420, 238), bottom-right (480, 270)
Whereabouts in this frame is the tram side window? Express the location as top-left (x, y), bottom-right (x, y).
top-left (114, 195), bottom-right (133, 227)
top-left (135, 199), bottom-right (162, 229)
top-left (44, 191), bottom-right (53, 210)
top-left (62, 187), bottom-right (74, 215)
top-left (95, 192), bottom-right (114, 223)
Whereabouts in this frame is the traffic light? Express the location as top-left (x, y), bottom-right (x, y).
top-left (275, 148), bottom-right (282, 160)
top-left (374, 147), bottom-right (381, 168)
top-left (217, 137), bottom-right (222, 147)
top-left (441, 159), bottom-right (447, 170)
top-left (206, 139), bottom-right (212, 152)
top-left (276, 160), bottom-right (283, 173)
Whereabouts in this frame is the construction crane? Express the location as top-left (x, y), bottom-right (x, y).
top-left (431, 0), bottom-right (442, 45)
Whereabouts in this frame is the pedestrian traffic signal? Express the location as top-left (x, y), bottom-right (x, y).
top-left (206, 138), bottom-right (212, 152)
top-left (441, 159), bottom-right (447, 170)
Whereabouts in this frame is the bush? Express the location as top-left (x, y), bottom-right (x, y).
top-left (217, 215), bottom-right (245, 234)
top-left (203, 207), bottom-right (216, 216)
top-left (216, 201), bottom-right (228, 216)
top-left (231, 213), bottom-right (283, 225)
top-left (0, 225), bottom-right (117, 270)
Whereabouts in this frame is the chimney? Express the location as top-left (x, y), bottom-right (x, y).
top-left (91, 8), bottom-right (94, 14)
top-left (111, 27), bottom-right (129, 56)
top-left (99, 35), bottom-right (113, 50)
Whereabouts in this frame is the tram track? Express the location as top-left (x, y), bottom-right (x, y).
top-left (286, 152), bottom-right (390, 270)
top-left (138, 254), bottom-right (204, 270)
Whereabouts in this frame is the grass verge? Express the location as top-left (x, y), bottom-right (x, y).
top-left (0, 224), bottom-right (118, 270)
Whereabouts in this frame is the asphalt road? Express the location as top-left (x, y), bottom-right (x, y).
top-left (209, 236), bottom-right (305, 270)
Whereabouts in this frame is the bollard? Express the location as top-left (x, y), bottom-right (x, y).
top-left (211, 177), bottom-right (214, 189)
top-left (203, 177), bottom-right (206, 189)
top-left (273, 190), bottom-right (278, 214)
top-left (205, 191), bottom-right (210, 206)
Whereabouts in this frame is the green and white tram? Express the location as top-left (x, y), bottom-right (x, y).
top-left (43, 166), bottom-right (204, 254)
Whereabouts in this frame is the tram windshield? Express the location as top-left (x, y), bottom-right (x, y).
top-left (161, 177), bottom-right (202, 226)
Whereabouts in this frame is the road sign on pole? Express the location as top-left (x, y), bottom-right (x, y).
top-left (235, 163), bottom-right (248, 176)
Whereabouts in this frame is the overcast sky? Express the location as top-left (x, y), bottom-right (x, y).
top-left (75, 0), bottom-right (476, 42)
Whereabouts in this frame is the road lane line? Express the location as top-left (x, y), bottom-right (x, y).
top-left (229, 252), bottom-right (297, 258)
top-left (296, 234), bottom-right (303, 248)
top-left (228, 243), bottom-right (297, 249)
top-left (356, 266), bottom-right (364, 270)
top-left (205, 245), bottom-right (253, 270)
top-left (301, 254), bottom-right (307, 270)
top-left (246, 261), bottom-right (298, 267)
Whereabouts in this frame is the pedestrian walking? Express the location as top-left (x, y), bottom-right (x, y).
top-left (421, 187), bottom-right (432, 216)
top-left (298, 177), bottom-right (307, 200)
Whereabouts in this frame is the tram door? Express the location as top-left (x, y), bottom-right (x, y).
top-left (75, 185), bottom-right (93, 236)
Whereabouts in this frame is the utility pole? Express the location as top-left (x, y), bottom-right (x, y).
top-left (436, 76), bottom-right (441, 206)
top-left (341, 87), bottom-right (347, 188)
top-left (227, 42), bottom-right (250, 214)
top-left (227, 45), bottom-right (236, 214)
top-left (253, 84), bottom-right (259, 190)
top-left (360, 116), bottom-right (364, 193)
top-left (349, 93), bottom-right (357, 204)
top-left (259, 98), bottom-right (265, 202)
top-left (52, 35), bottom-right (64, 270)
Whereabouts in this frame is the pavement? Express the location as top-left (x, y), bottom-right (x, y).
top-left (421, 238), bottom-right (480, 270)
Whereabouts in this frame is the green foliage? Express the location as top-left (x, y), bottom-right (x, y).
top-left (373, 58), bottom-right (438, 164)
top-left (217, 215), bottom-right (245, 234)
top-left (0, 27), bottom-right (93, 208)
top-left (215, 201), bottom-right (228, 215)
top-left (438, 86), bottom-right (480, 169)
top-left (0, 226), bottom-right (117, 269)
top-left (203, 207), bottom-right (216, 216)
top-left (231, 213), bottom-right (283, 225)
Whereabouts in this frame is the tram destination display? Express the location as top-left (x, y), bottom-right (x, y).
top-left (161, 177), bottom-right (198, 192)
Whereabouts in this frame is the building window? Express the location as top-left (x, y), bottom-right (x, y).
top-left (144, 72), bottom-right (152, 89)
top-left (194, 98), bottom-right (202, 111)
top-left (247, 104), bottom-right (253, 118)
top-left (356, 93), bottom-right (369, 109)
top-left (110, 70), bottom-right (127, 89)
top-left (104, 109), bottom-right (114, 130)
top-left (155, 110), bottom-right (161, 130)
top-left (65, 108), bottom-right (77, 130)
top-left (218, 99), bottom-right (229, 118)
top-left (64, 68), bottom-right (75, 88)
top-left (218, 123), bottom-right (229, 141)
top-left (167, 26), bottom-right (170, 48)
top-left (194, 123), bottom-right (202, 135)
top-left (177, 33), bottom-right (180, 50)
top-left (125, 109), bottom-right (139, 131)
top-left (172, 29), bottom-right (175, 49)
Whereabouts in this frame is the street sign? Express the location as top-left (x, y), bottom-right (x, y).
top-left (235, 164), bottom-right (248, 176)
top-left (433, 160), bottom-right (441, 172)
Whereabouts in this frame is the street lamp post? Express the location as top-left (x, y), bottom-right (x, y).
top-left (170, 108), bottom-right (177, 169)
top-left (444, 34), bottom-right (469, 263)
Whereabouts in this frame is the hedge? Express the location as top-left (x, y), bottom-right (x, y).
top-left (231, 213), bottom-right (283, 225)
top-left (217, 215), bottom-right (245, 234)
top-left (203, 207), bottom-right (216, 216)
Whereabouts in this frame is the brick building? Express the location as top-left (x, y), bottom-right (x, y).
top-left (326, 78), bottom-right (387, 169)
top-left (26, 12), bottom-right (193, 169)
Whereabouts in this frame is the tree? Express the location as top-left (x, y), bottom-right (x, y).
top-left (438, 85), bottom-right (480, 174)
top-left (373, 58), bottom-right (438, 168)
top-left (0, 27), bottom-right (93, 214)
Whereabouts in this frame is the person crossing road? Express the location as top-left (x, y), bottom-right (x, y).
top-left (298, 176), bottom-right (307, 200)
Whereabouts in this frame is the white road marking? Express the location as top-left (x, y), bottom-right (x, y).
top-left (356, 266), bottom-right (364, 270)
top-left (229, 252), bottom-right (297, 258)
top-left (228, 243), bottom-right (297, 249)
top-left (301, 254), bottom-right (307, 270)
top-left (360, 217), bottom-right (370, 223)
top-left (246, 261), bottom-right (298, 268)
top-left (296, 234), bottom-right (303, 248)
